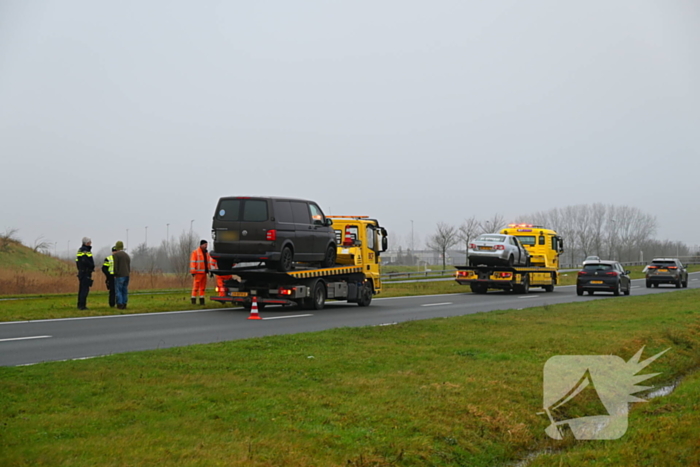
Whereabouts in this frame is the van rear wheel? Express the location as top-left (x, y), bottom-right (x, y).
top-left (276, 247), bottom-right (294, 272)
top-left (320, 245), bottom-right (337, 268)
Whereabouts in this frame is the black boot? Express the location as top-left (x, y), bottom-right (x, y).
top-left (191, 298), bottom-right (196, 305)
top-left (199, 298), bottom-right (205, 305)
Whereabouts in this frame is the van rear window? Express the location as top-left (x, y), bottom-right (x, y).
top-left (216, 199), bottom-right (241, 221)
top-left (242, 200), bottom-right (268, 222)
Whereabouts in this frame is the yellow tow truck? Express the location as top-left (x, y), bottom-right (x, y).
top-left (211, 216), bottom-right (387, 310)
top-left (455, 224), bottom-right (564, 294)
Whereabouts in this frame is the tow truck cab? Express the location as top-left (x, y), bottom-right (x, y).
top-left (499, 224), bottom-right (563, 269)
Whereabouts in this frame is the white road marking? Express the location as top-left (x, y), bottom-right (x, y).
top-left (0, 308), bottom-right (216, 325)
top-left (262, 314), bottom-right (313, 320)
top-left (421, 302), bottom-right (453, 307)
top-left (0, 335), bottom-right (51, 342)
top-left (519, 295), bottom-right (540, 299)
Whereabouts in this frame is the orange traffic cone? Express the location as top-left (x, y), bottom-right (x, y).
top-left (247, 296), bottom-right (262, 320)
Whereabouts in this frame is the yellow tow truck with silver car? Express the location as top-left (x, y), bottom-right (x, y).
top-left (455, 224), bottom-right (564, 294)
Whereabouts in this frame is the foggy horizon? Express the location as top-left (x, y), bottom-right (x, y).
top-left (2, 1), bottom-right (698, 254)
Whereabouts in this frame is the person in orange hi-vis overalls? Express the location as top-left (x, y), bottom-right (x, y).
top-left (209, 256), bottom-right (234, 297)
top-left (190, 240), bottom-right (212, 305)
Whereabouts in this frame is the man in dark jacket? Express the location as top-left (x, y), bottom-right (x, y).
top-left (112, 241), bottom-right (131, 310)
top-left (76, 237), bottom-right (95, 310)
top-left (102, 247), bottom-right (117, 308)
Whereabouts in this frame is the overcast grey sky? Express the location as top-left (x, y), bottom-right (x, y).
top-left (1, 0), bottom-right (699, 256)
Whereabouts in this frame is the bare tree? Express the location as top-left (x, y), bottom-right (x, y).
top-left (168, 230), bottom-right (198, 283)
top-left (479, 213), bottom-right (506, 234)
top-left (32, 235), bottom-right (52, 254)
top-left (0, 228), bottom-right (20, 252)
top-left (457, 216), bottom-right (480, 265)
top-left (426, 222), bottom-right (458, 270)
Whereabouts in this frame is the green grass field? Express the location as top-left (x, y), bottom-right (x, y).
top-left (2, 289), bottom-right (699, 466)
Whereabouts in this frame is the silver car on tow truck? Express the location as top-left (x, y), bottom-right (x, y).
top-left (468, 234), bottom-right (530, 267)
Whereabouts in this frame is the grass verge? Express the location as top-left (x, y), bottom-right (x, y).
top-left (1, 290), bottom-right (699, 466)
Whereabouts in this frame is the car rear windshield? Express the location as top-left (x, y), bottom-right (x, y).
top-left (216, 199), bottom-right (241, 221)
top-left (651, 261), bottom-right (676, 266)
top-left (215, 199), bottom-right (268, 222)
top-left (477, 235), bottom-right (505, 242)
top-left (583, 264), bottom-right (613, 272)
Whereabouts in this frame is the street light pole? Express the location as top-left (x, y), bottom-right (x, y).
top-left (145, 226), bottom-right (148, 248)
top-left (166, 223), bottom-right (169, 244)
top-left (126, 229), bottom-right (129, 250)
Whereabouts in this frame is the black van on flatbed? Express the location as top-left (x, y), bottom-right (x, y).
top-left (211, 196), bottom-right (337, 272)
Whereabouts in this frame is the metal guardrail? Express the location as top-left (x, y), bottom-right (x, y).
top-left (381, 270), bottom-right (457, 281)
top-left (382, 261), bottom-right (700, 281)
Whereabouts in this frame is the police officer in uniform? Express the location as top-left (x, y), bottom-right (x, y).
top-left (76, 237), bottom-right (95, 310)
top-left (102, 247), bottom-right (117, 308)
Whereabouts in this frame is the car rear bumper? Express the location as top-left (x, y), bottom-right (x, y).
top-left (577, 279), bottom-right (619, 291)
top-left (468, 251), bottom-right (509, 264)
top-left (646, 275), bottom-right (680, 284)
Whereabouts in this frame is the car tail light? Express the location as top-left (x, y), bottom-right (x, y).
top-left (578, 271), bottom-right (586, 276)
top-left (647, 266), bottom-right (657, 269)
top-left (495, 245), bottom-right (505, 250)
top-left (668, 266), bottom-right (678, 269)
top-left (605, 272), bottom-right (619, 276)
top-left (469, 243), bottom-right (476, 249)
top-left (266, 230), bottom-right (277, 241)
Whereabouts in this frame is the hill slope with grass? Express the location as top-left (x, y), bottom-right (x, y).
top-left (0, 238), bottom-right (71, 272)
top-left (0, 239), bottom-right (75, 295)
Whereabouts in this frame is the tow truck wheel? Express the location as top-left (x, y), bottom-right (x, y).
top-left (543, 285), bottom-right (554, 292)
top-left (304, 280), bottom-right (326, 310)
top-left (470, 284), bottom-right (487, 294)
top-left (357, 284), bottom-right (372, 307)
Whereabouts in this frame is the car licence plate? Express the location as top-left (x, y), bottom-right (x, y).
top-left (230, 292), bottom-right (248, 297)
top-left (659, 269), bottom-right (668, 272)
top-left (478, 246), bottom-right (493, 250)
top-left (590, 280), bottom-right (603, 284)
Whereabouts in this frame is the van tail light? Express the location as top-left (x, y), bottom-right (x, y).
top-left (495, 245), bottom-right (505, 250)
top-left (605, 272), bottom-right (619, 276)
top-left (266, 230), bottom-right (277, 241)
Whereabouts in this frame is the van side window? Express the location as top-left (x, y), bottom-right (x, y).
top-left (309, 204), bottom-right (325, 226)
top-left (273, 201), bottom-right (294, 223)
top-left (216, 199), bottom-right (240, 221)
top-left (291, 202), bottom-right (311, 224)
top-left (242, 200), bottom-right (268, 222)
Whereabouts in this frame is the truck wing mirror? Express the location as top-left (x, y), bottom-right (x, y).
top-left (325, 218), bottom-right (333, 226)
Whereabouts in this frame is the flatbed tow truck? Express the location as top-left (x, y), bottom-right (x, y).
top-left (455, 224), bottom-right (564, 294)
top-left (210, 216), bottom-right (388, 310)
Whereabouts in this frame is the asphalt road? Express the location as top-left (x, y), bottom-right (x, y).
top-left (2, 274), bottom-right (698, 367)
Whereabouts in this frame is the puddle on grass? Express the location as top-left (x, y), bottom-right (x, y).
top-left (507, 378), bottom-right (683, 467)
